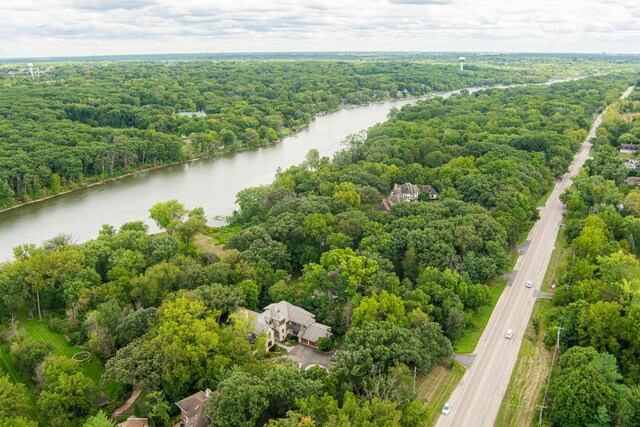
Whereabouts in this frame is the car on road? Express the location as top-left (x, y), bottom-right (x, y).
top-left (505, 329), bottom-right (514, 339)
top-left (442, 402), bottom-right (452, 415)
top-left (526, 280), bottom-right (533, 288)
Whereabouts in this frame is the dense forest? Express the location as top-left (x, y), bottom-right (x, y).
top-left (535, 85), bottom-right (640, 426)
top-left (0, 72), bottom-right (636, 426)
top-left (0, 59), bottom-right (561, 209)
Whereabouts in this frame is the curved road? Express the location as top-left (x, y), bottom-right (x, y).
top-left (435, 84), bottom-right (635, 427)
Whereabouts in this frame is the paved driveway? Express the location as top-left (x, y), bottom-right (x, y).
top-left (286, 344), bottom-right (333, 370)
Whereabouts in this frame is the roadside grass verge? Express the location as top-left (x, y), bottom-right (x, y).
top-left (496, 229), bottom-right (568, 426)
top-left (536, 185), bottom-right (555, 207)
top-left (541, 231), bottom-right (570, 293)
top-left (453, 277), bottom-right (507, 354)
top-left (416, 360), bottom-right (466, 426)
top-left (508, 249), bottom-right (520, 272)
top-left (495, 299), bottom-right (554, 427)
top-left (516, 230), bottom-right (529, 246)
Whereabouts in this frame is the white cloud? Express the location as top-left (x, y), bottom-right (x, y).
top-left (1, 0), bottom-right (639, 57)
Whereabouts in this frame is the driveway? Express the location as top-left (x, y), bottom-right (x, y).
top-left (286, 344), bottom-right (333, 371)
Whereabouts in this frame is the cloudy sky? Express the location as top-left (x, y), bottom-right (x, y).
top-left (2, 0), bottom-right (639, 58)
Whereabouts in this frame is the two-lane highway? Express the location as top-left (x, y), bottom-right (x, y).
top-left (435, 84), bottom-right (635, 427)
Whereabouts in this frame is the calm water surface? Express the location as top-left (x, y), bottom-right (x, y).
top-left (0, 80), bottom-right (576, 260)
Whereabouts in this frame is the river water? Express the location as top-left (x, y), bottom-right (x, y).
top-left (0, 79), bottom-right (578, 260)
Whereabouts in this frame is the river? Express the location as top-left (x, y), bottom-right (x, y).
top-left (0, 78), bottom-right (581, 261)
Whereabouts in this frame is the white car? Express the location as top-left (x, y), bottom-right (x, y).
top-left (442, 402), bottom-right (452, 415)
top-left (526, 280), bottom-right (533, 288)
top-left (505, 329), bottom-right (514, 339)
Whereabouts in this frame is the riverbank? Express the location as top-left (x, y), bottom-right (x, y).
top-left (0, 76), bottom-right (571, 214)
top-left (0, 75), bottom-right (596, 261)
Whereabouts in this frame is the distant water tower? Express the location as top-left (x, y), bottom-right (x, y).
top-left (459, 56), bottom-right (466, 71)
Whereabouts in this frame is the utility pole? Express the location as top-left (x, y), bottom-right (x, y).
top-left (539, 325), bottom-right (562, 427)
top-left (413, 366), bottom-right (417, 393)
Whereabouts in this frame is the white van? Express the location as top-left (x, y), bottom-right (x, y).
top-left (505, 329), bottom-right (514, 339)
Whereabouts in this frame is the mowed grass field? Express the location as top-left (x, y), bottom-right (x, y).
top-left (0, 316), bottom-right (121, 404)
top-left (417, 361), bottom-right (466, 426)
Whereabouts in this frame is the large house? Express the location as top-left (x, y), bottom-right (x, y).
top-left (620, 144), bottom-right (639, 154)
top-left (175, 389), bottom-right (211, 427)
top-left (375, 182), bottom-right (438, 211)
top-left (240, 301), bottom-right (332, 349)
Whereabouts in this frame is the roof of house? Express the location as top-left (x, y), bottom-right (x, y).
top-left (298, 322), bottom-right (332, 343)
top-left (625, 176), bottom-right (640, 186)
top-left (239, 308), bottom-right (272, 337)
top-left (374, 193), bottom-right (402, 211)
top-left (417, 184), bottom-right (438, 195)
top-left (376, 182), bottom-right (437, 211)
top-left (178, 111), bottom-right (206, 118)
top-left (392, 182), bottom-right (421, 195)
top-left (176, 390), bottom-right (210, 427)
top-left (621, 143), bottom-right (638, 149)
top-left (116, 418), bottom-right (148, 427)
top-left (262, 301), bottom-right (316, 327)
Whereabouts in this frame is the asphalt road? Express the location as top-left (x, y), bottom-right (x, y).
top-left (435, 85), bottom-right (635, 427)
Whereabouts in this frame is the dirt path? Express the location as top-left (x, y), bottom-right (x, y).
top-left (111, 389), bottom-right (141, 419)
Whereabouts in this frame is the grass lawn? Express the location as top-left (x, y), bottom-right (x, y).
top-left (19, 318), bottom-right (106, 384)
top-left (416, 361), bottom-right (466, 426)
top-left (453, 277), bottom-right (507, 354)
top-left (205, 223), bottom-right (243, 245)
top-left (194, 232), bottom-right (233, 257)
top-left (2, 317), bottom-right (122, 405)
top-left (0, 343), bottom-right (39, 417)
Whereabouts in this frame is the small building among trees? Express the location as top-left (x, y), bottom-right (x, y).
top-left (620, 143), bottom-right (638, 154)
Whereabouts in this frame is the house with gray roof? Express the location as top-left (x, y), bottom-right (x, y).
top-left (175, 389), bottom-right (211, 427)
top-left (239, 301), bottom-right (332, 349)
top-left (375, 182), bottom-right (438, 211)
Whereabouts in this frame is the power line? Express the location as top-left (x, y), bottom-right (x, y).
top-left (538, 250), bottom-right (574, 426)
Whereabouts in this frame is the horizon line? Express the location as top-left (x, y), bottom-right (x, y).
top-left (2, 49), bottom-right (639, 62)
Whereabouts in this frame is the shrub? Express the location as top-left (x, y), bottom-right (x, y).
top-left (316, 336), bottom-right (335, 352)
